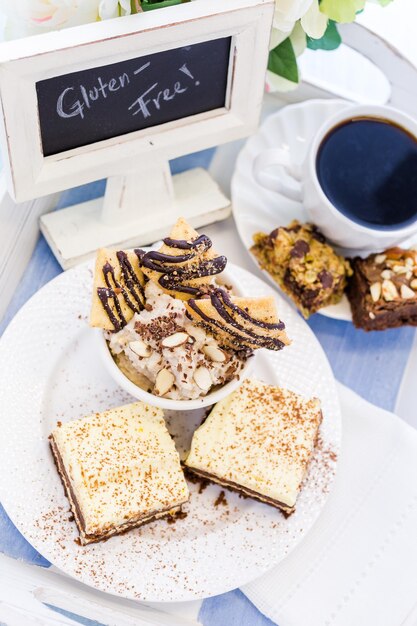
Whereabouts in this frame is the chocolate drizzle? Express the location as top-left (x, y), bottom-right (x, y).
top-left (140, 235), bottom-right (226, 296)
top-left (163, 234), bottom-right (212, 250)
top-left (97, 286), bottom-right (126, 332)
top-left (97, 255), bottom-right (145, 332)
top-left (117, 251), bottom-right (146, 307)
top-left (188, 288), bottom-right (287, 351)
top-left (214, 289), bottom-right (285, 331)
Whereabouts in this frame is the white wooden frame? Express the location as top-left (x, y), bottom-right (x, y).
top-left (0, 0), bottom-right (274, 203)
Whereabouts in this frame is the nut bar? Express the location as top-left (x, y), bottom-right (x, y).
top-left (185, 379), bottom-right (322, 515)
top-left (50, 402), bottom-right (189, 545)
top-left (347, 247), bottom-right (417, 331)
top-left (251, 221), bottom-right (352, 317)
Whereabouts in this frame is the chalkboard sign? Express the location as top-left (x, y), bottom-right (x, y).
top-left (36, 37), bottom-right (231, 156)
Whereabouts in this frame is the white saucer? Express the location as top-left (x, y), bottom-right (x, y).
top-left (231, 99), bottom-right (417, 322)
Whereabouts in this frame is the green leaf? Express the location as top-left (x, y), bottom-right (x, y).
top-left (141, 0), bottom-right (187, 9)
top-left (307, 20), bottom-right (341, 50)
top-left (319, 0), bottom-right (365, 23)
top-left (268, 38), bottom-right (299, 84)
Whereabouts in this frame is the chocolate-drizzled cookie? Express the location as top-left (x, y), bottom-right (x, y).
top-left (90, 248), bottom-right (146, 331)
top-left (140, 217), bottom-right (226, 300)
top-left (185, 288), bottom-right (290, 352)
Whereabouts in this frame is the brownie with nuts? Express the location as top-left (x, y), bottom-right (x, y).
top-left (347, 247), bottom-right (417, 331)
top-left (251, 221), bottom-right (352, 317)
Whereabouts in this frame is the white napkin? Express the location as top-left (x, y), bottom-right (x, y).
top-left (242, 383), bottom-right (417, 626)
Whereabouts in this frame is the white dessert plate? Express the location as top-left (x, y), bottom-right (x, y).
top-left (232, 99), bottom-right (417, 322)
top-left (0, 262), bottom-right (341, 602)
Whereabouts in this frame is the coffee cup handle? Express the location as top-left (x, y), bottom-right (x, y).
top-left (253, 149), bottom-right (303, 202)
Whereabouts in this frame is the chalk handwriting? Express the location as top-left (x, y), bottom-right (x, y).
top-left (56, 62), bottom-right (198, 121)
top-left (57, 73), bottom-right (130, 119)
top-left (128, 81), bottom-right (187, 118)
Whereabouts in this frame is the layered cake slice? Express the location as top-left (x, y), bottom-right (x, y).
top-left (185, 379), bottom-right (322, 514)
top-left (90, 248), bottom-right (146, 331)
top-left (50, 402), bottom-right (189, 545)
top-left (185, 290), bottom-right (290, 352)
top-left (139, 217), bottom-right (227, 300)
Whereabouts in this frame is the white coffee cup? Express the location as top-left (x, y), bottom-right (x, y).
top-left (253, 104), bottom-right (417, 250)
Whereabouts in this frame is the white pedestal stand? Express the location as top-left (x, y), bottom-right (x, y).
top-left (40, 162), bottom-right (231, 269)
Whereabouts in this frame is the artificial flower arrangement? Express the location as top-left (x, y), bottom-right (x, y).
top-left (0, 0), bottom-right (189, 39)
top-left (0, 0), bottom-right (392, 92)
top-left (268, 0), bottom-right (393, 92)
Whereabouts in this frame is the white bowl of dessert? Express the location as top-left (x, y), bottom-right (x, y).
top-left (96, 268), bottom-right (256, 411)
top-left (91, 218), bottom-right (290, 411)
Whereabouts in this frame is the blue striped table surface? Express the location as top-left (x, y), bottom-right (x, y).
top-left (1, 151), bottom-right (415, 626)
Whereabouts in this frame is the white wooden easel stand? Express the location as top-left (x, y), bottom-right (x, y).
top-left (0, 0), bottom-right (274, 269)
top-left (40, 164), bottom-right (230, 270)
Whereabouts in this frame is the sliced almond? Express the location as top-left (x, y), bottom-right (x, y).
top-left (406, 271), bottom-right (413, 280)
top-left (129, 339), bottom-right (152, 358)
top-left (381, 269), bottom-right (393, 280)
top-left (194, 366), bottom-right (212, 391)
top-left (369, 312), bottom-right (376, 320)
top-left (382, 279), bottom-right (399, 301)
top-left (393, 264), bottom-right (408, 275)
top-left (405, 257), bottom-right (414, 267)
top-left (203, 345), bottom-right (226, 363)
top-left (161, 332), bottom-right (189, 348)
top-left (187, 325), bottom-right (206, 343)
top-left (154, 368), bottom-right (175, 396)
top-left (374, 254), bottom-right (386, 264)
top-left (401, 284), bottom-right (415, 299)
top-left (410, 279), bottom-right (417, 289)
top-left (370, 282), bottom-right (381, 302)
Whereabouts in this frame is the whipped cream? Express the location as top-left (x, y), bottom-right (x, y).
top-left (107, 281), bottom-right (246, 400)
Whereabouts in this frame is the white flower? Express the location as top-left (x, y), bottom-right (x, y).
top-left (269, 27), bottom-right (290, 51)
top-left (99, 0), bottom-right (131, 20)
top-left (301, 1), bottom-right (328, 39)
top-left (289, 20), bottom-right (307, 56)
top-left (0, 0), bottom-right (131, 40)
top-left (273, 0), bottom-right (314, 33)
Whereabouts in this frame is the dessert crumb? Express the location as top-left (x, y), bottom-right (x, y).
top-left (166, 510), bottom-right (188, 524)
top-left (214, 490), bottom-right (227, 507)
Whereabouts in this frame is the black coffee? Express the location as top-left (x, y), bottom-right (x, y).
top-left (316, 117), bottom-right (417, 229)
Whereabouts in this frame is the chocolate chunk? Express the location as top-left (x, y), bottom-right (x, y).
top-left (318, 270), bottom-right (333, 288)
top-left (290, 240), bottom-right (310, 258)
top-left (310, 227), bottom-right (326, 243)
top-left (302, 288), bottom-right (320, 306)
